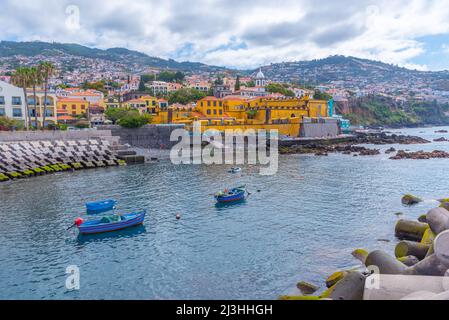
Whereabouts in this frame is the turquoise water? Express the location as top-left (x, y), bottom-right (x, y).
top-left (1, 126), bottom-right (449, 299)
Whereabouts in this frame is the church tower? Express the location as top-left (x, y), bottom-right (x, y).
top-left (255, 68), bottom-right (266, 87)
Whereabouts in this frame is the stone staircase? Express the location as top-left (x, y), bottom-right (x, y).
top-left (110, 143), bottom-right (145, 164)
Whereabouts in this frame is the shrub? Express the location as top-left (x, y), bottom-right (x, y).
top-left (0, 116), bottom-right (25, 131)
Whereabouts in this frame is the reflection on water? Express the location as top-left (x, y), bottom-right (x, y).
top-left (2, 126), bottom-right (449, 299)
top-left (76, 225), bottom-right (147, 245)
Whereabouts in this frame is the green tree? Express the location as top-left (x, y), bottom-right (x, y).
top-left (235, 75), bottom-right (241, 91)
top-left (38, 61), bottom-right (56, 129)
top-left (29, 67), bottom-right (43, 129)
top-left (313, 90), bottom-right (333, 101)
top-left (104, 107), bottom-right (129, 124)
top-left (214, 75), bottom-right (224, 85)
top-left (82, 80), bottom-right (107, 94)
top-left (11, 67), bottom-right (32, 130)
top-left (138, 79), bottom-right (146, 92)
top-left (118, 112), bottom-right (152, 128)
top-left (157, 71), bottom-right (185, 83)
top-left (168, 88), bottom-right (206, 104)
top-left (140, 74), bottom-right (156, 83)
top-left (246, 80), bottom-right (255, 87)
top-left (265, 83), bottom-right (295, 97)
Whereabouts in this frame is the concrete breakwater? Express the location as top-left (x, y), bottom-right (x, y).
top-left (0, 125), bottom-right (187, 182)
top-left (0, 138), bottom-right (128, 182)
top-left (281, 196), bottom-right (449, 300)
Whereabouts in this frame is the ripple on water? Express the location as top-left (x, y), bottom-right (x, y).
top-left (2, 126), bottom-right (449, 299)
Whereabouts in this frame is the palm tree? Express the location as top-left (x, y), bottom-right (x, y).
top-left (11, 67), bottom-right (32, 130)
top-left (38, 62), bottom-right (56, 129)
top-left (29, 67), bottom-right (42, 129)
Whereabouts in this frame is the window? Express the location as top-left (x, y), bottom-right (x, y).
top-left (28, 98), bottom-right (36, 105)
top-left (43, 98), bottom-right (51, 106)
top-left (13, 108), bottom-right (22, 117)
top-left (12, 97), bottom-right (22, 105)
top-left (207, 109), bottom-right (211, 115)
top-left (81, 105), bottom-right (86, 110)
top-left (213, 109), bottom-right (217, 115)
top-left (72, 105), bottom-right (76, 110)
top-left (62, 104), bottom-right (67, 110)
top-left (0, 108), bottom-right (5, 116)
top-left (207, 101), bottom-right (211, 107)
top-left (0, 96), bottom-right (4, 105)
top-left (72, 111), bottom-right (76, 115)
top-left (213, 101), bottom-right (217, 107)
top-left (45, 109), bottom-right (53, 117)
top-left (219, 110), bottom-right (222, 115)
top-left (219, 101), bottom-right (222, 107)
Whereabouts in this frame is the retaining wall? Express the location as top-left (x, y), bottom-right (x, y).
top-left (97, 124), bottom-right (185, 149)
top-left (300, 121), bottom-right (340, 138)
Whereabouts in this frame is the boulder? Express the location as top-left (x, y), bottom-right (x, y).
top-left (296, 281), bottom-right (319, 295)
top-left (401, 194), bottom-right (422, 206)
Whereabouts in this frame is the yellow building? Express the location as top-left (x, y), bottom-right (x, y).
top-left (154, 95), bottom-right (331, 136)
top-left (57, 98), bottom-right (89, 116)
top-left (196, 96), bottom-right (225, 118)
top-left (124, 96), bottom-right (168, 114)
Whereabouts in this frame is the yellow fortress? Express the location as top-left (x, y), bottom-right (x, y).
top-left (118, 94), bottom-right (332, 137)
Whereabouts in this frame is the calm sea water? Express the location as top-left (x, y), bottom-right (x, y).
top-left (2, 126), bottom-right (449, 299)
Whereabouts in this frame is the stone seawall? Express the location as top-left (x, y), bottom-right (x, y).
top-left (0, 129), bottom-right (119, 143)
top-left (97, 124), bottom-right (185, 149)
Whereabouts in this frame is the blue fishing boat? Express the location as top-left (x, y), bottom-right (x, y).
top-left (75, 210), bottom-right (146, 235)
top-left (214, 186), bottom-right (247, 203)
top-left (85, 199), bottom-right (116, 213)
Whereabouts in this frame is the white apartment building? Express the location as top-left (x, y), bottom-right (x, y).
top-left (0, 80), bottom-right (26, 122)
top-left (147, 81), bottom-right (169, 95)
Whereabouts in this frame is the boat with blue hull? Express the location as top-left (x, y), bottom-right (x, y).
top-left (214, 186), bottom-right (247, 203)
top-left (76, 210), bottom-right (146, 234)
top-left (85, 199), bottom-right (116, 213)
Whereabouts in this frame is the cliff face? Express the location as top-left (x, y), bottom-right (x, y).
top-left (336, 95), bottom-right (449, 127)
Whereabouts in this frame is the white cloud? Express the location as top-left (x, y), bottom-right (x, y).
top-left (2, 0), bottom-right (449, 69)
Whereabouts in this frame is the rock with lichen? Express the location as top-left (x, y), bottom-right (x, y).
top-left (401, 194), bottom-right (422, 206)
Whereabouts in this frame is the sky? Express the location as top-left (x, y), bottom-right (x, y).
top-left (3, 0), bottom-right (449, 71)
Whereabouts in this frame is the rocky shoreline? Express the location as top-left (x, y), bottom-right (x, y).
top-left (279, 132), bottom-right (430, 158)
top-left (280, 195), bottom-right (449, 300)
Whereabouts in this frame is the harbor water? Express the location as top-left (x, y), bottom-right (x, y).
top-left (2, 126), bottom-right (449, 299)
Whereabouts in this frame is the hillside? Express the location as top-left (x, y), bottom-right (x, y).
top-left (257, 55), bottom-right (449, 89)
top-left (335, 95), bottom-right (449, 128)
top-left (0, 41), bottom-right (226, 73)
